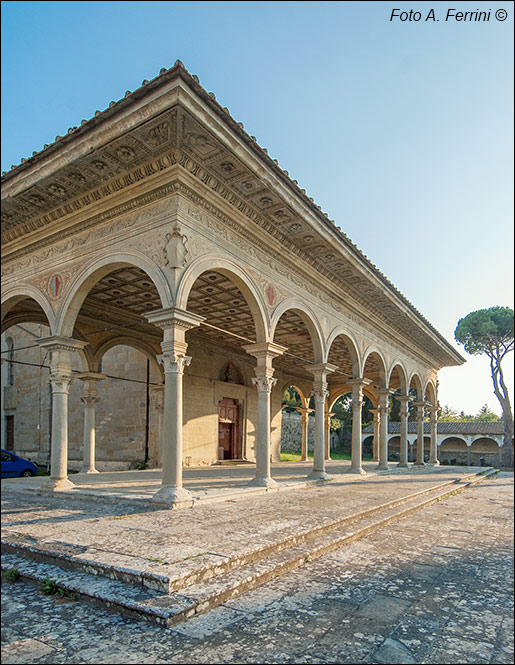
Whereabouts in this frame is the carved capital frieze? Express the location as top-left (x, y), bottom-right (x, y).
top-left (49, 370), bottom-right (74, 394)
top-left (157, 352), bottom-right (191, 375)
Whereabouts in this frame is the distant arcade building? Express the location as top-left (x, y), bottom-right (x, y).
top-left (1, 61), bottom-right (464, 506)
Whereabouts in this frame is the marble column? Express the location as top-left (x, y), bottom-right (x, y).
top-left (296, 407), bottom-right (312, 461)
top-left (427, 405), bottom-right (440, 466)
top-left (38, 336), bottom-right (89, 491)
top-left (243, 342), bottom-right (286, 488)
top-left (397, 395), bottom-right (410, 468)
top-left (76, 372), bottom-right (105, 474)
top-left (348, 378), bottom-right (372, 474)
top-left (305, 363), bottom-right (337, 481)
top-left (413, 401), bottom-right (427, 466)
top-left (375, 389), bottom-right (393, 471)
top-left (145, 307), bottom-right (204, 507)
top-left (149, 385), bottom-right (164, 467)
top-left (370, 408), bottom-right (380, 462)
top-left (324, 410), bottom-right (335, 461)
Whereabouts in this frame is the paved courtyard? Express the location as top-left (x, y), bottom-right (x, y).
top-left (1, 472), bottom-right (514, 664)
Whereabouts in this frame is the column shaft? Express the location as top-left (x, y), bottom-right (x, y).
top-left (428, 406), bottom-right (440, 465)
top-left (375, 389), bottom-right (391, 471)
top-left (413, 402), bottom-right (426, 466)
top-left (397, 396), bottom-right (410, 468)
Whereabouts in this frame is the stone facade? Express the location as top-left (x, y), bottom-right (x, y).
top-left (1, 61), bottom-right (465, 504)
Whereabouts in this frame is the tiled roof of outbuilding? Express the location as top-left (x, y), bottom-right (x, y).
top-left (362, 421), bottom-right (504, 435)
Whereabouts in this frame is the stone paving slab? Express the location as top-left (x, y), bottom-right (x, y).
top-left (1, 473), bottom-right (513, 664)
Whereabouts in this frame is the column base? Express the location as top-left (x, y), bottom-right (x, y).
top-left (247, 475), bottom-right (278, 489)
top-left (346, 466), bottom-right (366, 475)
top-left (307, 470), bottom-right (332, 482)
top-left (40, 477), bottom-right (75, 491)
top-left (77, 468), bottom-right (100, 475)
top-left (396, 462), bottom-right (409, 468)
top-left (151, 485), bottom-right (193, 507)
top-left (427, 460), bottom-right (440, 466)
top-left (300, 456), bottom-right (309, 462)
top-left (371, 457), bottom-right (379, 463)
top-left (374, 463), bottom-right (390, 471)
top-left (413, 461), bottom-right (427, 467)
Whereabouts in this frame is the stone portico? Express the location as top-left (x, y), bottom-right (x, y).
top-left (1, 61), bottom-right (464, 506)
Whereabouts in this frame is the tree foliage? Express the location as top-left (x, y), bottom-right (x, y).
top-left (455, 306), bottom-right (513, 466)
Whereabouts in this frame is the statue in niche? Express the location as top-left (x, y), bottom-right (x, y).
top-left (221, 362), bottom-right (243, 385)
top-left (164, 224), bottom-right (188, 268)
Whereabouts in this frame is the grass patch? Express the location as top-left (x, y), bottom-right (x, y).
top-left (3, 567), bottom-right (20, 583)
top-left (39, 576), bottom-right (75, 599)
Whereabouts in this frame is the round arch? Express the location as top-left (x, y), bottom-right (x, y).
top-left (92, 336), bottom-right (164, 381)
top-left (271, 300), bottom-right (324, 364)
top-left (387, 362), bottom-right (408, 394)
top-left (408, 372), bottom-right (424, 399)
top-left (362, 346), bottom-right (387, 388)
top-left (279, 381), bottom-right (310, 406)
top-left (325, 328), bottom-right (361, 377)
top-left (1, 286), bottom-right (56, 334)
top-left (424, 379), bottom-right (437, 404)
top-left (56, 251), bottom-right (171, 337)
top-left (176, 256), bottom-right (268, 343)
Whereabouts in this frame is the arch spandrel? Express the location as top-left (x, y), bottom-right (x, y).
top-left (1, 286), bottom-right (56, 334)
top-left (176, 256), bottom-right (269, 343)
top-left (271, 299), bottom-right (324, 364)
top-left (56, 251), bottom-right (171, 338)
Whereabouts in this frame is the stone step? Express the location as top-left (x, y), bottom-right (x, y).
top-left (1, 468), bottom-right (493, 597)
top-left (1, 469), bottom-right (497, 626)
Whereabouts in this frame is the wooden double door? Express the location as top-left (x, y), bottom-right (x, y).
top-left (218, 398), bottom-right (240, 460)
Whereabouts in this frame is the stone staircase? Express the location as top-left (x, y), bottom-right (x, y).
top-left (1, 468), bottom-right (497, 627)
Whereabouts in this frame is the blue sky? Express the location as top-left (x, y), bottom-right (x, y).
top-left (2, 1), bottom-right (513, 414)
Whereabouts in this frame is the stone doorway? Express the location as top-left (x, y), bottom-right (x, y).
top-left (218, 398), bottom-right (239, 460)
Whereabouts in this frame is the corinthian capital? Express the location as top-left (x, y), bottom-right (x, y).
top-left (49, 370), bottom-right (73, 394)
top-left (252, 375), bottom-right (277, 393)
top-left (157, 352), bottom-right (191, 375)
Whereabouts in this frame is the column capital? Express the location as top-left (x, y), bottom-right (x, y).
top-left (252, 375), bottom-right (277, 393)
top-left (39, 336), bottom-right (89, 355)
top-left (347, 377), bottom-right (372, 389)
top-left (396, 394), bottom-right (411, 403)
top-left (413, 400), bottom-right (428, 408)
top-left (145, 307), bottom-right (204, 349)
top-left (304, 363), bottom-right (338, 380)
top-left (80, 394), bottom-right (99, 407)
top-left (157, 352), bottom-right (191, 375)
top-left (296, 407), bottom-right (313, 416)
top-left (243, 342), bottom-right (286, 362)
top-left (49, 370), bottom-right (74, 394)
top-left (375, 388), bottom-right (394, 396)
top-left (145, 306), bottom-right (205, 331)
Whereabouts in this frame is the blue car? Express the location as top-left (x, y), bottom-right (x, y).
top-left (1, 449), bottom-right (38, 478)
